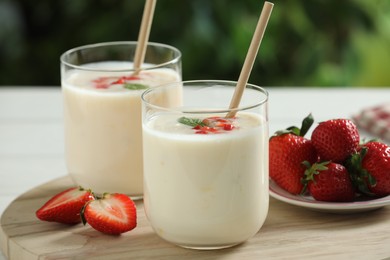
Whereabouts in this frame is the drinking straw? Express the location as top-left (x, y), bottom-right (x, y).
top-left (133, 0), bottom-right (157, 74)
top-left (226, 1), bottom-right (273, 118)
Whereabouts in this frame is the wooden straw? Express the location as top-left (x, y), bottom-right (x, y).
top-left (133, 0), bottom-right (157, 74)
top-left (226, 1), bottom-right (273, 118)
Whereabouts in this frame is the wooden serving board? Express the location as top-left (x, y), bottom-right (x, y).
top-left (1, 176), bottom-right (390, 260)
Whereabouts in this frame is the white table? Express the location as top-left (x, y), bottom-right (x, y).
top-left (0, 87), bottom-right (389, 259)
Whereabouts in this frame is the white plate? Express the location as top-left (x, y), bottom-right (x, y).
top-left (269, 179), bottom-right (390, 214)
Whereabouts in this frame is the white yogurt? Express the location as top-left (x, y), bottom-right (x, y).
top-left (142, 112), bottom-right (269, 248)
top-left (62, 61), bottom-right (181, 195)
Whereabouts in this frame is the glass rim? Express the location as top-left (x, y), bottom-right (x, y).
top-left (60, 41), bottom-right (182, 72)
top-left (141, 80), bottom-right (268, 114)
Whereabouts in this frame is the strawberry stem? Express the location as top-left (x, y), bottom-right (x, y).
top-left (299, 113), bottom-right (314, 137)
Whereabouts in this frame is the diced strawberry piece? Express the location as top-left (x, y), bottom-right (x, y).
top-left (111, 78), bottom-right (125, 85)
top-left (195, 130), bottom-right (208, 134)
top-left (92, 77), bottom-right (110, 89)
top-left (223, 123), bottom-right (234, 131)
top-left (180, 116), bottom-right (238, 134)
top-left (111, 75), bottom-right (141, 85)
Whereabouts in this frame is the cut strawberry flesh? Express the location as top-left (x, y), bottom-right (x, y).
top-left (82, 193), bottom-right (137, 235)
top-left (36, 187), bottom-right (94, 225)
top-left (90, 199), bottom-right (128, 222)
top-left (93, 75), bottom-right (142, 89)
top-left (194, 117), bottom-right (236, 134)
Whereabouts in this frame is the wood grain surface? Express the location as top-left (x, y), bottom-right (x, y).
top-left (1, 176), bottom-right (390, 260)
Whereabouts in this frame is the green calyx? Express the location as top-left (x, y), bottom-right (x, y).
top-left (77, 186), bottom-right (93, 194)
top-left (178, 117), bottom-right (206, 128)
top-left (345, 147), bottom-right (377, 196)
top-left (300, 160), bottom-right (330, 194)
top-left (124, 83), bottom-right (149, 90)
top-left (272, 113), bottom-right (314, 139)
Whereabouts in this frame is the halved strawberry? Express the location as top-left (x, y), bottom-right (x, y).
top-left (81, 193), bottom-right (137, 235)
top-left (36, 187), bottom-right (94, 224)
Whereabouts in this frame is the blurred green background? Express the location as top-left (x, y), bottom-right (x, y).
top-left (0, 0), bottom-right (389, 87)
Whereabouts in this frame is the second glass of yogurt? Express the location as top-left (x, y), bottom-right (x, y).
top-left (141, 80), bottom-right (269, 249)
top-left (60, 41), bottom-right (182, 197)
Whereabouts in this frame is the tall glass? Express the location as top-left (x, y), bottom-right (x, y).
top-left (60, 41), bottom-right (181, 197)
top-left (142, 80), bottom-right (269, 249)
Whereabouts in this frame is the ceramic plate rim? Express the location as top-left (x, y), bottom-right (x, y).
top-left (269, 179), bottom-right (390, 213)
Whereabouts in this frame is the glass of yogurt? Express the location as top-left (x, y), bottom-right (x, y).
top-left (60, 41), bottom-right (181, 197)
top-left (141, 80), bottom-right (269, 250)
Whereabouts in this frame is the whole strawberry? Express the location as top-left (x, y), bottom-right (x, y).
top-left (347, 141), bottom-right (390, 197)
top-left (302, 161), bottom-right (355, 202)
top-left (270, 114), bottom-right (318, 194)
top-left (36, 187), bottom-right (94, 225)
top-left (82, 193), bottom-right (137, 235)
top-left (311, 119), bottom-right (360, 163)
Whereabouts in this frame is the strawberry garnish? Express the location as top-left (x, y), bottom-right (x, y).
top-left (36, 187), bottom-right (94, 225)
top-left (269, 114), bottom-right (318, 194)
top-left (302, 161), bottom-right (355, 202)
top-left (92, 75), bottom-right (147, 90)
top-left (311, 119), bottom-right (360, 163)
top-left (81, 193), bottom-right (137, 235)
top-left (110, 75), bottom-right (141, 85)
top-left (92, 77), bottom-right (111, 89)
top-left (178, 116), bottom-right (236, 134)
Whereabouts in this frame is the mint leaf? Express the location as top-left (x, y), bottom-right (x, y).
top-left (178, 117), bottom-right (206, 127)
top-left (124, 83), bottom-right (149, 90)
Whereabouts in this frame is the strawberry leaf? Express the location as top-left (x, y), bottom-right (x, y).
top-left (124, 83), bottom-right (149, 90)
top-left (271, 114), bottom-right (314, 139)
top-left (178, 117), bottom-right (206, 128)
top-left (345, 147), bottom-right (376, 196)
top-left (301, 161), bottom-right (329, 194)
top-left (286, 126), bottom-right (300, 136)
top-left (299, 113), bottom-right (314, 137)
top-left (367, 170), bottom-right (377, 187)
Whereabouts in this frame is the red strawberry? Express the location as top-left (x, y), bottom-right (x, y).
top-left (36, 187), bottom-right (94, 224)
top-left (311, 119), bottom-right (360, 163)
top-left (347, 141), bottom-right (390, 197)
top-left (270, 114), bottom-right (318, 194)
top-left (302, 161), bottom-right (355, 202)
top-left (81, 193), bottom-right (137, 235)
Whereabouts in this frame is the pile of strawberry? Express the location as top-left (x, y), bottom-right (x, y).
top-left (270, 114), bottom-right (390, 202)
top-left (36, 187), bottom-right (137, 235)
